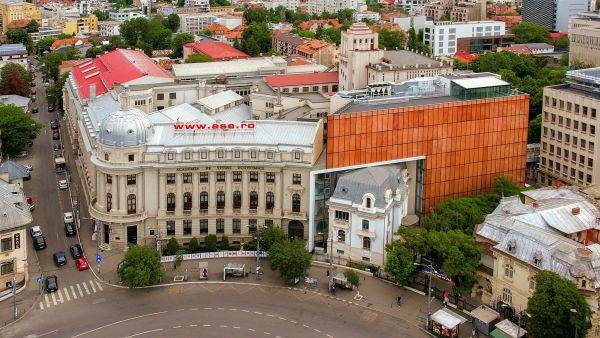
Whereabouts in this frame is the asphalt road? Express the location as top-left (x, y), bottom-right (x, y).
top-left (3, 283), bottom-right (425, 338)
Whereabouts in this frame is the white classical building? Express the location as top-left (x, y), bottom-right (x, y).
top-left (327, 165), bottom-right (409, 266)
top-left (423, 20), bottom-right (506, 56)
top-left (338, 23), bottom-right (384, 91)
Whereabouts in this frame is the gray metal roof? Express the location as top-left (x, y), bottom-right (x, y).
top-left (0, 160), bottom-right (29, 181)
top-left (331, 164), bottom-right (405, 209)
top-left (0, 179), bottom-right (32, 232)
top-left (0, 43), bottom-right (26, 56)
top-left (0, 95), bottom-right (30, 109)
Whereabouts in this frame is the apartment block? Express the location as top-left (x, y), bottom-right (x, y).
top-left (423, 20), bottom-right (506, 56)
top-left (0, 0), bottom-right (41, 33)
top-left (523, 0), bottom-right (590, 32)
top-left (422, 0), bottom-right (486, 22)
top-left (569, 12), bottom-right (600, 67)
top-left (539, 68), bottom-right (600, 187)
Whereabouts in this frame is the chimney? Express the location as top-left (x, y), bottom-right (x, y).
top-left (553, 180), bottom-right (562, 189)
top-left (89, 83), bottom-right (96, 99)
top-left (532, 201), bottom-right (539, 208)
top-left (572, 207), bottom-right (581, 215)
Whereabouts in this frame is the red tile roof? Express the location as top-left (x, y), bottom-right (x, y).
top-left (264, 72), bottom-right (338, 88)
top-left (298, 19), bottom-right (341, 31)
top-left (208, 23), bottom-right (230, 35)
top-left (297, 39), bottom-right (331, 56)
top-left (51, 38), bottom-right (90, 51)
top-left (550, 32), bottom-right (568, 40)
top-left (454, 51), bottom-right (478, 63)
top-left (184, 41), bottom-right (248, 60)
top-left (71, 49), bottom-right (173, 99)
top-left (6, 19), bottom-right (30, 29)
top-left (498, 45), bottom-right (532, 55)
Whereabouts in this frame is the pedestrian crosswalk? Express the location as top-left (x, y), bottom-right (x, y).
top-left (39, 280), bottom-right (104, 310)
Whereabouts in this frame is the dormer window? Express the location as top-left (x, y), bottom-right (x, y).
top-left (250, 150), bottom-right (257, 159)
top-left (532, 251), bottom-right (543, 266)
top-left (581, 279), bottom-right (587, 288)
top-left (200, 151), bottom-right (207, 159)
top-left (184, 151), bottom-right (191, 160)
top-left (507, 239), bottom-right (516, 254)
top-left (294, 151), bottom-right (301, 160)
top-left (366, 198), bottom-right (372, 208)
top-left (217, 150), bottom-right (224, 159)
top-left (167, 152), bottom-right (174, 161)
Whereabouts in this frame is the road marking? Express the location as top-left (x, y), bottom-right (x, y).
top-left (278, 317), bottom-right (286, 320)
top-left (70, 285), bottom-right (78, 299)
top-left (72, 311), bottom-right (168, 338)
top-left (204, 307), bottom-right (212, 310)
top-left (172, 326), bottom-right (181, 329)
top-left (203, 324), bottom-right (211, 327)
top-left (314, 329), bottom-right (321, 333)
top-left (176, 308), bottom-right (185, 312)
top-left (44, 294), bottom-right (50, 308)
top-left (242, 309), bottom-right (250, 313)
top-left (56, 289), bottom-right (64, 303)
top-left (217, 307), bottom-right (225, 310)
top-left (63, 288), bottom-right (70, 301)
top-left (89, 280), bottom-right (97, 293)
top-left (39, 301), bottom-right (44, 310)
top-left (233, 326), bottom-right (240, 329)
top-left (229, 308), bottom-right (237, 311)
top-left (124, 328), bottom-right (163, 338)
top-left (189, 324), bottom-right (197, 327)
top-left (35, 329), bottom-right (58, 337)
top-left (51, 293), bottom-right (57, 306)
top-left (264, 332), bottom-right (271, 335)
top-left (95, 280), bottom-right (103, 291)
top-left (189, 308), bottom-right (198, 311)
top-left (290, 320), bottom-right (297, 324)
top-left (254, 311), bottom-right (263, 315)
top-left (82, 281), bottom-right (90, 294)
top-left (220, 325), bottom-right (228, 328)
top-left (76, 283), bottom-right (83, 297)
top-left (302, 324), bottom-right (309, 328)
top-left (326, 335), bottom-right (334, 338)
top-left (248, 329), bottom-right (255, 332)
top-left (267, 314), bottom-right (274, 317)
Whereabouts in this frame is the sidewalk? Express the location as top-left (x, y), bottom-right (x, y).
top-left (92, 254), bottom-right (478, 337)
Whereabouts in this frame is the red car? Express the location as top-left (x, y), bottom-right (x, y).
top-left (75, 257), bottom-right (89, 271)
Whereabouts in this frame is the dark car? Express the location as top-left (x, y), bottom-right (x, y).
top-left (32, 108), bottom-right (38, 114)
top-left (53, 144), bottom-right (62, 151)
top-left (48, 104), bottom-right (55, 112)
top-left (70, 244), bottom-right (83, 259)
top-left (52, 131), bottom-right (60, 140)
top-left (33, 235), bottom-right (46, 250)
top-left (45, 275), bottom-right (58, 293)
top-left (64, 223), bottom-right (77, 237)
top-left (53, 251), bottom-right (67, 267)
top-left (50, 119), bottom-right (60, 129)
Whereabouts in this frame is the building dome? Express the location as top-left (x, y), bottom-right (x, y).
top-left (98, 108), bottom-right (152, 147)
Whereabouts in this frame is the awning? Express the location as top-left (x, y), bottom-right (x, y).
top-left (430, 308), bottom-right (468, 329)
top-left (470, 305), bottom-right (500, 324)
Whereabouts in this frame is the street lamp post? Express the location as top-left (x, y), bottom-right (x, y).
top-left (327, 230), bottom-right (334, 293)
top-left (570, 308), bottom-right (578, 338)
top-left (414, 258), bottom-right (434, 330)
top-left (256, 226), bottom-right (261, 281)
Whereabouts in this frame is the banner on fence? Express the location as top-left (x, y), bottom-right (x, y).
top-left (161, 251), bottom-right (268, 263)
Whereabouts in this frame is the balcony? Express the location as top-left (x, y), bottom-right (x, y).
top-left (249, 209), bottom-right (257, 214)
top-left (283, 210), bottom-right (306, 220)
top-left (333, 218), bottom-right (350, 229)
top-left (356, 228), bottom-right (376, 238)
top-left (90, 198), bottom-right (147, 223)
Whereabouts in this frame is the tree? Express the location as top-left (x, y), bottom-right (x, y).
top-left (201, 28), bottom-right (212, 36)
top-left (40, 47), bottom-right (80, 81)
top-left (85, 47), bottom-right (104, 58)
top-left (118, 245), bottom-right (164, 288)
top-left (165, 13), bottom-right (180, 33)
top-left (384, 241), bottom-right (417, 285)
top-left (210, 0), bottom-right (230, 5)
top-left (165, 237), bottom-right (180, 255)
top-left (26, 19), bottom-right (39, 33)
top-left (293, 29), bottom-right (316, 39)
top-left (259, 225), bottom-right (286, 252)
top-left (243, 8), bottom-right (271, 24)
top-left (268, 240), bottom-right (312, 284)
top-left (0, 104), bottom-right (42, 155)
top-left (46, 71), bottom-right (69, 108)
top-left (344, 270), bottom-right (360, 288)
top-left (378, 29), bottom-right (406, 50)
top-left (5, 28), bottom-right (32, 52)
top-left (36, 37), bottom-right (56, 56)
top-left (321, 27), bottom-right (341, 45)
top-left (0, 63), bottom-right (30, 97)
top-left (527, 271), bottom-right (592, 338)
top-left (108, 35), bottom-right (126, 49)
top-left (553, 35), bottom-right (569, 50)
top-left (492, 176), bottom-right (524, 197)
top-left (93, 9), bottom-right (108, 21)
top-left (185, 54), bottom-right (213, 63)
top-left (240, 23), bottom-right (272, 56)
top-left (174, 250), bottom-right (184, 269)
top-left (220, 235), bottom-right (230, 250)
top-left (188, 237), bottom-right (200, 253)
top-left (511, 22), bottom-right (551, 44)
top-left (171, 32), bottom-right (194, 58)
top-left (204, 234), bottom-right (218, 252)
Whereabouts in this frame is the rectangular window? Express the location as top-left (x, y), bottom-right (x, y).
top-left (183, 220), bottom-right (192, 235)
top-left (106, 175), bottom-right (112, 184)
top-left (362, 220), bottom-right (369, 230)
top-left (267, 152), bottom-right (274, 159)
top-left (234, 150), bottom-right (241, 158)
top-left (157, 93), bottom-right (164, 100)
top-left (250, 151), bottom-right (257, 159)
top-left (293, 173), bottom-right (301, 185)
top-left (167, 174), bottom-right (176, 184)
top-left (200, 220), bottom-right (208, 233)
top-left (201, 152), bottom-right (207, 159)
top-left (216, 219), bottom-right (224, 233)
top-left (587, 174), bottom-right (593, 183)
top-left (127, 175), bottom-right (136, 185)
top-left (217, 150), bottom-right (224, 159)
top-left (250, 171), bottom-right (259, 182)
top-left (294, 152), bottom-right (301, 160)
top-left (266, 172), bottom-right (275, 183)
top-left (588, 158), bottom-right (593, 167)
top-left (128, 154), bottom-right (134, 162)
top-left (199, 172), bottom-right (208, 183)
top-left (167, 152), bottom-right (174, 160)
top-left (1, 237), bottom-right (13, 251)
top-left (216, 171), bottom-right (225, 182)
top-left (183, 173), bottom-right (192, 184)
top-left (166, 221), bottom-right (175, 236)
top-left (249, 219), bottom-right (257, 233)
top-left (169, 93), bottom-right (176, 99)
top-left (0, 261), bottom-right (14, 275)
top-left (184, 151), bottom-right (191, 160)
top-left (232, 219), bottom-right (241, 234)
top-left (232, 171), bottom-right (242, 182)
top-left (335, 210), bottom-right (349, 221)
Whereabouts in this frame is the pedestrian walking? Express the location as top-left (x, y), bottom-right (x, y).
top-left (470, 327), bottom-right (478, 338)
top-left (396, 296), bottom-right (402, 306)
top-left (443, 290), bottom-right (449, 306)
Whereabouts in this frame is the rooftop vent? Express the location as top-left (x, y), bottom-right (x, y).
top-left (572, 207), bottom-right (581, 215)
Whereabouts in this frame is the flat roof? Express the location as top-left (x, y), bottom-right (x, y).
top-left (172, 56), bottom-right (287, 78)
top-left (339, 95), bottom-right (459, 114)
top-left (452, 76), bottom-right (509, 89)
top-left (379, 50), bottom-right (441, 67)
top-left (264, 72), bottom-right (338, 87)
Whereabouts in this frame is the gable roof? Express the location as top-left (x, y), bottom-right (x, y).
top-left (0, 160), bottom-right (29, 181)
top-left (185, 41), bottom-right (248, 60)
top-left (0, 179), bottom-right (32, 232)
top-left (70, 48), bottom-right (173, 99)
top-left (51, 38), bottom-right (89, 51)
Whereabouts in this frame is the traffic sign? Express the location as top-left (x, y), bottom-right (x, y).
top-left (35, 275), bottom-right (43, 284)
top-left (96, 254), bottom-right (102, 264)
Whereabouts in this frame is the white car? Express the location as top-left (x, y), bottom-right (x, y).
top-left (58, 180), bottom-right (69, 190)
top-left (24, 165), bottom-right (33, 171)
top-left (63, 212), bottom-right (74, 224)
top-left (30, 225), bottom-right (42, 238)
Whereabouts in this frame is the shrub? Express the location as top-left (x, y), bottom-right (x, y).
top-left (204, 234), bottom-right (218, 252)
top-left (219, 235), bottom-right (230, 251)
top-left (165, 237), bottom-right (180, 255)
top-left (344, 270), bottom-right (360, 287)
top-left (188, 237), bottom-right (200, 253)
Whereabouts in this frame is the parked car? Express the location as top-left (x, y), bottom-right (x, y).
top-left (75, 257), bottom-right (89, 271)
top-left (24, 165), bottom-right (32, 171)
top-left (64, 223), bottom-right (77, 237)
top-left (58, 179), bottom-right (69, 190)
top-left (70, 244), bottom-right (83, 259)
top-left (52, 130), bottom-right (60, 140)
top-left (45, 275), bottom-right (58, 293)
top-left (63, 212), bottom-right (74, 224)
top-left (33, 235), bottom-right (46, 250)
top-left (50, 119), bottom-right (60, 129)
top-left (26, 196), bottom-right (34, 211)
top-left (29, 225), bottom-right (42, 238)
top-left (53, 251), bottom-right (67, 267)
top-left (48, 104), bottom-right (55, 112)
top-left (14, 151), bottom-right (28, 158)
top-left (53, 144), bottom-right (62, 151)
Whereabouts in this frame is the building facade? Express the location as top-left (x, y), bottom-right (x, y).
top-left (98, 21), bottom-right (121, 37)
top-left (422, 0), bottom-right (486, 22)
top-left (0, 43), bottom-right (27, 70)
top-left (523, 0), bottom-right (590, 32)
top-left (0, 0), bottom-right (41, 33)
top-left (366, 50), bottom-right (453, 83)
top-left (62, 15), bottom-right (98, 35)
top-left (108, 9), bottom-right (145, 22)
top-left (338, 23), bottom-right (383, 91)
top-left (423, 20), bottom-right (507, 56)
top-left (569, 12), bottom-right (600, 67)
top-left (539, 68), bottom-right (600, 187)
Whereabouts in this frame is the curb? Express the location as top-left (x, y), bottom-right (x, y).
top-left (0, 282), bottom-right (27, 302)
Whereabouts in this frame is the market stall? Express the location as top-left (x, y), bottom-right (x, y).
top-left (470, 305), bottom-right (500, 335)
top-left (430, 308), bottom-right (468, 338)
top-left (490, 319), bottom-right (527, 338)
top-left (223, 263), bottom-right (245, 281)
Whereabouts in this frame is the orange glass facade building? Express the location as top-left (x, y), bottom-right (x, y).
top-left (327, 94), bottom-right (530, 212)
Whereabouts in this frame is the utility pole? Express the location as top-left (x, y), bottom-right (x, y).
top-left (256, 227), bottom-right (261, 281)
top-left (12, 277), bottom-right (17, 319)
top-left (426, 261), bottom-right (432, 330)
top-left (328, 230), bottom-right (333, 293)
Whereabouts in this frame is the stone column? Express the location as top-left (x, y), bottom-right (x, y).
top-left (118, 175), bottom-right (126, 212)
top-left (175, 173), bottom-right (183, 213)
top-left (111, 176), bottom-right (118, 212)
top-left (158, 173), bottom-right (166, 211)
top-left (242, 171), bottom-right (249, 209)
top-left (274, 171), bottom-right (283, 212)
top-left (192, 172), bottom-right (199, 216)
top-left (225, 170), bottom-right (232, 212)
top-left (258, 171), bottom-right (265, 210)
top-left (96, 172), bottom-right (105, 209)
top-left (138, 173), bottom-right (144, 212)
top-left (209, 171), bottom-right (216, 213)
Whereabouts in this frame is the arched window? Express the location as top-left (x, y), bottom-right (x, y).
top-left (232, 191), bottom-right (241, 209)
top-left (183, 192), bottom-right (192, 210)
top-left (365, 197), bottom-right (372, 208)
top-left (199, 191), bottom-right (208, 210)
top-left (127, 194), bottom-right (136, 214)
top-left (292, 193), bottom-right (301, 212)
top-left (250, 191), bottom-right (258, 210)
top-left (266, 192), bottom-right (274, 210)
top-left (362, 237), bottom-right (371, 250)
top-left (502, 287), bottom-right (512, 304)
top-left (216, 191), bottom-right (225, 209)
top-left (106, 193), bottom-right (112, 212)
top-left (166, 193), bottom-right (175, 212)
top-left (337, 230), bottom-right (345, 242)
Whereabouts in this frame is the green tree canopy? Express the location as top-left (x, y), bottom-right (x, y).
top-left (240, 23), bottom-right (272, 56)
top-left (293, 29), bottom-right (316, 38)
top-left (40, 47), bottom-right (79, 81)
top-left (378, 29), bottom-right (407, 50)
top-left (511, 22), bottom-right (551, 44)
top-left (0, 63), bottom-right (31, 97)
top-left (184, 53), bottom-right (213, 63)
top-left (210, 0), bottom-right (231, 5)
top-left (188, 237), bottom-right (200, 253)
top-left (165, 237), bottom-right (180, 255)
top-left (243, 8), bottom-right (271, 24)
top-left (553, 35), bottom-right (569, 50)
top-left (118, 245), bottom-right (164, 287)
top-left (344, 270), bottom-right (360, 287)
top-left (384, 240), bottom-right (417, 285)
top-left (120, 17), bottom-right (172, 51)
top-left (93, 9), bottom-right (108, 21)
top-left (6, 28), bottom-right (32, 52)
top-left (0, 104), bottom-right (41, 155)
top-left (528, 113), bottom-right (542, 143)
top-left (258, 225), bottom-right (286, 252)
top-left (26, 19), bottom-right (39, 33)
top-left (319, 27), bottom-right (341, 45)
top-left (165, 13), bottom-right (180, 32)
top-left (204, 234), bottom-right (218, 252)
top-left (171, 32), bottom-right (194, 58)
top-left (46, 71), bottom-right (69, 109)
top-left (268, 240), bottom-right (312, 284)
top-left (527, 271), bottom-right (592, 338)
top-left (36, 36), bottom-right (56, 56)
top-left (220, 235), bottom-right (229, 250)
